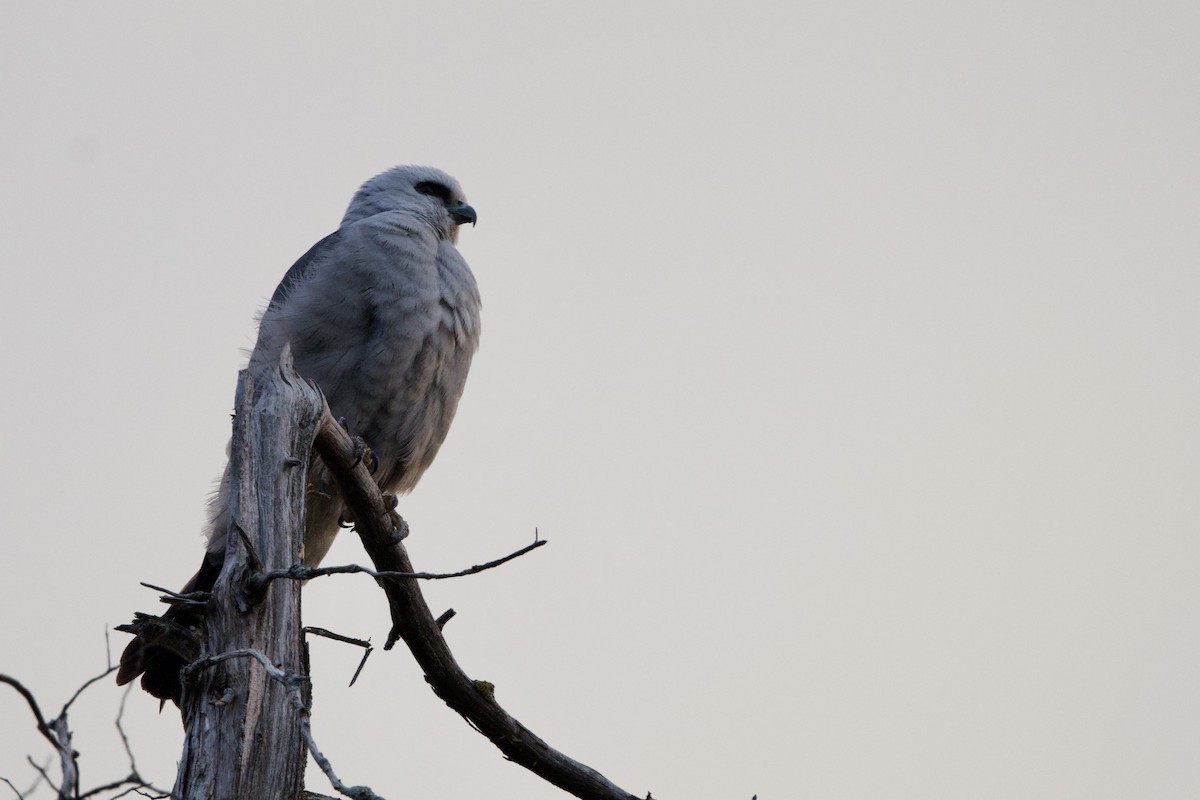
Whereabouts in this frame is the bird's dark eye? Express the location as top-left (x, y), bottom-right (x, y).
top-left (414, 181), bottom-right (453, 203)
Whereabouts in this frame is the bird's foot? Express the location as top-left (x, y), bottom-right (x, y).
top-left (383, 500), bottom-right (409, 543)
top-left (346, 435), bottom-right (378, 474)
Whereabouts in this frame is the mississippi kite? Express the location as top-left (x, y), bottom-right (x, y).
top-left (117, 165), bottom-right (482, 703)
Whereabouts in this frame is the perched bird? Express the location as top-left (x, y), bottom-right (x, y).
top-left (117, 165), bottom-right (482, 704)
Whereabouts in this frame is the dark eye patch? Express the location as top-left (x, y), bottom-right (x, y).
top-left (414, 181), bottom-right (453, 203)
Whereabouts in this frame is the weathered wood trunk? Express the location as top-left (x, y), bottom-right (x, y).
top-left (174, 350), bottom-right (323, 800)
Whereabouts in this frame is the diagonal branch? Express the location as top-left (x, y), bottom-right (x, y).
top-left (311, 410), bottom-right (644, 800)
top-left (0, 674), bottom-right (61, 753)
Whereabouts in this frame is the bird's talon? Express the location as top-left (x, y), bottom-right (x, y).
top-left (349, 436), bottom-right (369, 467)
top-left (385, 511), bottom-right (410, 542)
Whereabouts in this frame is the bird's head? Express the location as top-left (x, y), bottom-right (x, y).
top-left (341, 165), bottom-right (477, 243)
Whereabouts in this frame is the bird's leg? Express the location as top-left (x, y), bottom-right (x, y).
top-left (335, 433), bottom-right (379, 531)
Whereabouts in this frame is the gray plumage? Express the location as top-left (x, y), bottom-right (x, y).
top-left (210, 165), bottom-right (481, 566)
top-left (118, 165), bottom-right (481, 701)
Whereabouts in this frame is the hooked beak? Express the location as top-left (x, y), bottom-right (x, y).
top-left (450, 202), bottom-right (477, 227)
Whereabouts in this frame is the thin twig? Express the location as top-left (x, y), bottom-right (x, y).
top-left (5, 668), bottom-right (171, 800)
top-left (18, 760), bottom-right (49, 799)
top-left (258, 539), bottom-right (547, 588)
top-left (302, 628), bottom-right (371, 649)
top-left (347, 650), bottom-right (372, 688)
top-left (138, 582), bottom-right (210, 612)
top-left (60, 665), bottom-right (118, 718)
top-left (0, 777), bottom-right (23, 800)
top-left (23, 759), bottom-right (57, 799)
top-left (78, 775), bottom-right (140, 799)
top-left (303, 627), bottom-right (375, 687)
top-left (111, 786), bottom-right (170, 800)
top-left (114, 685), bottom-right (140, 780)
top-left (110, 684), bottom-right (171, 799)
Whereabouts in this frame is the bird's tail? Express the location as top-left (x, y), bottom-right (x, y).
top-left (116, 552), bottom-right (223, 706)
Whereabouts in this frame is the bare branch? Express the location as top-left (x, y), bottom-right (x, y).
top-left (78, 776), bottom-right (141, 800)
top-left (0, 674), bottom-right (60, 752)
top-left (138, 582), bottom-right (209, 605)
top-left (303, 627), bottom-right (374, 688)
top-left (117, 358), bottom-right (652, 799)
top-left (114, 686), bottom-right (141, 783)
top-left (18, 760), bottom-right (50, 798)
top-left (49, 716), bottom-right (77, 800)
top-left (110, 787), bottom-right (170, 800)
top-left (347, 651), bottom-right (371, 688)
top-left (311, 409), bottom-right (644, 800)
top-left (255, 538), bottom-right (546, 590)
top-left (302, 627), bottom-right (371, 649)
top-left (95, 684), bottom-right (172, 800)
top-left (3, 668), bottom-right (171, 800)
top-left (0, 777), bottom-right (23, 800)
top-left (24, 757), bottom-right (58, 799)
top-left (60, 665), bottom-right (118, 718)
top-left (0, 675), bottom-right (76, 797)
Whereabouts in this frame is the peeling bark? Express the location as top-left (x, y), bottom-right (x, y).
top-left (174, 349), bottom-right (323, 800)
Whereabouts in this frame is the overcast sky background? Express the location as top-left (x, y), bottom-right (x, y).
top-left (1, 3), bottom-right (1198, 799)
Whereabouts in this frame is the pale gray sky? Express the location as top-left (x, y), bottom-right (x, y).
top-left (2, 3), bottom-right (1198, 798)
